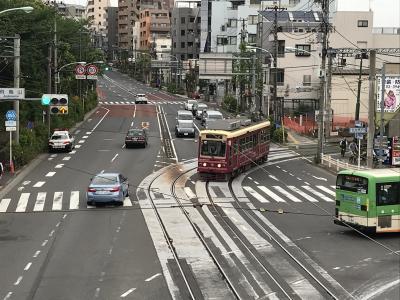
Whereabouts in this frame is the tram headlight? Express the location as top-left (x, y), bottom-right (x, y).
top-left (217, 164), bottom-right (221, 168)
top-left (203, 163), bottom-right (207, 167)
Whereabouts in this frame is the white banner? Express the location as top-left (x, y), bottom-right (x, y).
top-left (377, 76), bottom-right (400, 113)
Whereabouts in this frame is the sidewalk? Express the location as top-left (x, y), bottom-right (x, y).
top-left (286, 129), bottom-right (317, 147)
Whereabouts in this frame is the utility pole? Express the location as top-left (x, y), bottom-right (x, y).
top-left (379, 63), bottom-right (386, 165)
top-left (47, 44), bottom-right (52, 137)
top-left (325, 50), bottom-right (333, 138)
top-left (316, 0), bottom-right (329, 163)
top-left (53, 11), bottom-right (58, 94)
top-left (252, 55), bottom-right (256, 112)
top-left (355, 52), bottom-right (364, 120)
top-left (367, 50), bottom-right (376, 168)
top-left (13, 35), bottom-right (20, 145)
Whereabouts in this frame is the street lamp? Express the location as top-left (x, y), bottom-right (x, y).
top-left (56, 61), bottom-right (86, 91)
top-left (0, 6), bottom-right (34, 15)
top-left (246, 45), bottom-right (274, 64)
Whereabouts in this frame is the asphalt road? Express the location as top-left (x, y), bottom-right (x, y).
top-left (1, 70), bottom-right (398, 299)
top-left (0, 70), bottom-right (190, 299)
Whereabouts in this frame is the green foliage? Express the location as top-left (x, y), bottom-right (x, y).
top-left (272, 127), bottom-right (288, 143)
top-left (222, 94), bottom-right (238, 113)
top-left (166, 83), bottom-right (177, 94)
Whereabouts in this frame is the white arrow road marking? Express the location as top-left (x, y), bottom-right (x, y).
top-left (312, 175), bottom-right (328, 181)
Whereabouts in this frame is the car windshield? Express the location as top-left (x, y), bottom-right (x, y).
top-left (91, 175), bottom-right (118, 185)
top-left (51, 134), bottom-right (68, 140)
top-left (178, 114), bottom-right (193, 120)
top-left (128, 130), bottom-right (143, 136)
top-left (198, 104), bottom-right (207, 109)
top-left (201, 140), bottom-right (226, 157)
top-left (208, 113), bottom-right (223, 120)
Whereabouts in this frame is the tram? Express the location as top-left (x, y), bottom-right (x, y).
top-left (334, 168), bottom-right (400, 233)
top-left (197, 119), bottom-right (270, 180)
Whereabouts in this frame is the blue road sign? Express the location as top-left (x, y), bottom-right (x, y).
top-left (6, 110), bottom-right (16, 121)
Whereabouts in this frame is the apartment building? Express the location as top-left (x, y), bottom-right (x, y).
top-left (138, 8), bottom-right (170, 52)
top-left (118, 0), bottom-right (140, 54)
top-left (106, 6), bottom-right (119, 60)
top-left (171, 1), bottom-right (201, 61)
top-left (87, 0), bottom-right (110, 32)
top-left (42, 1), bottom-right (86, 19)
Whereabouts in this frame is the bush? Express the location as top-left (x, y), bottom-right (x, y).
top-left (272, 127), bottom-right (288, 143)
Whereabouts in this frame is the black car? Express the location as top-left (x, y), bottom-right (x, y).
top-left (125, 128), bottom-right (148, 148)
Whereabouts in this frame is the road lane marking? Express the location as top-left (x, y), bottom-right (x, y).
top-left (49, 230), bottom-right (55, 237)
top-left (86, 131), bottom-right (92, 134)
top-left (92, 107), bottom-right (110, 131)
top-left (75, 145), bottom-right (81, 148)
top-left (184, 187), bottom-right (196, 199)
top-left (4, 292), bottom-right (12, 299)
top-left (257, 186), bottom-right (286, 202)
top-left (16, 193), bottom-right (30, 212)
top-left (75, 130), bottom-right (81, 134)
top-left (46, 172), bottom-right (56, 177)
top-left (243, 186), bottom-right (269, 203)
top-left (145, 273), bottom-right (161, 282)
top-left (123, 197), bottom-right (132, 207)
top-left (24, 262), bottom-right (32, 271)
top-left (312, 175), bottom-right (328, 181)
top-left (70, 191), bottom-right (79, 210)
top-left (62, 156), bottom-right (71, 161)
top-left (268, 174), bottom-right (279, 181)
top-left (14, 276), bottom-right (23, 285)
top-left (33, 250), bottom-right (40, 258)
top-left (82, 135), bottom-right (88, 139)
top-left (316, 185), bottom-right (336, 196)
top-left (22, 180), bottom-right (31, 185)
top-left (273, 186), bottom-right (302, 202)
top-left (0, 198), bottom-right (11, 212)
top-left (94, 287), bottom-right (100, 298)
top-left (111, 153), bottom-right (119, 162)
top-left (55, 164), bottom-right (64, 168)
top-left (120, 288), bottom-right (136, 298)
top-left (302, 186), bottom-right (334, 202)
top-left (42, 240), bottom-right (48, 246)
top-left (33, 181), bottom-right (45, 187)
top-left (52, 192), bottom-right (63, 210)
top-left (288, 186), bottom-right (319, 202)
top-left (78, 140), bottom-right (85, 143)
top-left (34, 192), bottom-right (46, 211)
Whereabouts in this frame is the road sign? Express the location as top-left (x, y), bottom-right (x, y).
top-left (6, 126), bottom-right (16, 131)
top-left (75, 64), bottom-right (86, 75)
top-left (349, 127), bottom-right (368, 134)
top-left (5, 120), bottom-right (16, 127)
top-left (86, 65), bottom-right (98, 76)
top-left (141, 122), bottom-right (150, 129)
top-left (0, 88), bottom-right (25, 100)
top-left (59, 106), bottom-right (68, 114)
top-left (355, 121), bottom-right (364, 127)
top-left (355, 133), bottom-right (364, 140)
top-left (86, 75), bottom-right (98, 80)
top-left (6, 110), bottom-right (17, 121)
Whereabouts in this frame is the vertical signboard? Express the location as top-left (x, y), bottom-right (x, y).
top-left (376, 75), bottom-right (400, 113)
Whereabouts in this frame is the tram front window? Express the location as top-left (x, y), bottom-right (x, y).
top-left (201, 140), bottom-right (226, 157)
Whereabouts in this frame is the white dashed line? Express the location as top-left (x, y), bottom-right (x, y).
top-left (24, 262), bottom-right (32, 271)
top-left (46, 172), bottom-right (56, 177)
top-left (33, 181), bottom-right (45, 188)
top-left (62, 156), bottom-right (71, 161)
top-left (111, 154), bottom-right (119, 162)
top-left (41, 240), bottom-right (48, 247)
top-left (14, 276), bottom-right (23, 285)
top-left (82, 135), bottom-right (88, 139)
top-left (78, 140), bottom-right (85, 143)
top-left (120, 288), bottom-right (136, 298)
top-left (55, 164), bottom-right (64, 168)
top-left (75, 145), bottom-right (81, 148)
top-left (33, 250), bottom-right (40, 258)
top-left (145, 273), bottom-right (161, 282)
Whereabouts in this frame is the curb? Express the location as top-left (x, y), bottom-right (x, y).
top-left (0, 105), bottom-right (99, 198)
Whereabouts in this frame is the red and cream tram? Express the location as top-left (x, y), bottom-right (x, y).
top-left (197, 119), bottom-right (270, 180)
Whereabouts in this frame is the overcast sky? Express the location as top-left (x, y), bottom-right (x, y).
top-left (62, 0), bottom-right (399, 27)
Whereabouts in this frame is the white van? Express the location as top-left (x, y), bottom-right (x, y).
top-left (201, 110), bottom-right (223, 128)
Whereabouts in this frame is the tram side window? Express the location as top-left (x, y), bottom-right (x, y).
top-left (376, 182), bottom-right (400, 206)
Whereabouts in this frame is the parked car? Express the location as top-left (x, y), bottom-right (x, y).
top-left (86, 173), bottom-right (129, 206)
top-left (175, 110), bottom-right (195, 137)
top-left (135, 93), bottom-right (148, 104)
top-left (184, 99), bottom-right (198, 111)
top-left (201, 110), bottom-right (224, 127)
top-left (125, 128), bottom-right (148, 148)
top-left (48, 129), bottom-right (75, 152)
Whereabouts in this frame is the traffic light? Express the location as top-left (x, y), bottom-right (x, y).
top-left (41, 94), bottom-right (68, 115)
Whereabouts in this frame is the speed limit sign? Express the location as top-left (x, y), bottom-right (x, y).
top-left (86, 65), bottom-right (98, 76)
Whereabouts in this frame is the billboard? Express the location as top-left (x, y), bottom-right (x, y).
top-left (376, 75), bottom-right (400, 113)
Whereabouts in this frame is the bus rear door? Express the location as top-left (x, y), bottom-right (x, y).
top-left (375, 181), bottom-right (400, 233)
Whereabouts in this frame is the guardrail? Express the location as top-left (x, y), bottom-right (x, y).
top-left (321, 153), bottom-right (369, 173)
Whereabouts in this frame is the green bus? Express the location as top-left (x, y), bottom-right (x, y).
top-left (335, 168), bottom-right (400, 233)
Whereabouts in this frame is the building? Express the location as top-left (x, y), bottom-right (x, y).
top-left (171, 1), bottom-right (201, 61)
top-left (118, 0), bottom-right (140, 54)
top-left (138, 8), bottom-right (170, 52)
top-left (106, 6), bottom-right (119, 60)
top-left (42, 1), bottom-right (86, 19)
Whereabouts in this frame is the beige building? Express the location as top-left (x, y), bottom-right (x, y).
top-left (138, 9), bottom-right (170, 52)
top-left (118, 0), bottom-right (140, 53)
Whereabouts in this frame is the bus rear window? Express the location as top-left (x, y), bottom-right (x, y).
top-left (336, 175), bottom-right (368, 193)
top-left (376, 182), bottom-right (400, 206)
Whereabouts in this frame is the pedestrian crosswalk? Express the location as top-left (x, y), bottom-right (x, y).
top-left (98, 101), bottom-right (185, 105)
top-left (0, 191), bottom-right (135, 213)
top-left (243, 185), bottom-right (336, 204)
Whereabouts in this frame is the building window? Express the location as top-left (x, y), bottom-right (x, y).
top-left (303, 75), bottom-right (311, 86)
top-left (173, 42), bottom-right (176, 48)
top-left (295, 44), bottom-right (311, 56)
top-left (188, 42), bottom-right (193, 47)
top-left (357, 20), bottom-right (368, 27)
top-left (277, 40), bottom-right (285, 57)
top-left (248, 15), bottom-right (258, 25)
top-left (174, 18), bottom-right (176, 25)
top-left (248, 34), bottom-right (256, 44)
top-left (228, 36), bottom-right (237, 45)
top-left (217, 36), bottom-right (228, 45)
top-left (276, 68), bottom-right (284, 86)
top-left (227, 19), bottom-right (237, 28)
top-left (188, 54), bottom-right (193, 59)
top-left (161, 45), bottom-right (167, 48)
top-left (181, 29), bottom-right (185, 36)
top-left (181, 17), bottom-right (185, 24)
top-left (181, 54), bottom-right (185, 60)
top-left (173, 29), bottom-right (176, 36)
top-left (190, 17), bottom-right (195, 23)
top-left (181, 42), bottom-right (185, 48)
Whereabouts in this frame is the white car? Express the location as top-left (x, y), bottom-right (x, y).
top-left (201, 110), bottom-right (224, 128)
top-left (135, 93), bottom-right (148, 104)
top-left (48, 129), bottom-right (75, 152)
top-left (194, 103), bottom-right (208, 119)
top-left (184, 99), bottom-right (198, 111)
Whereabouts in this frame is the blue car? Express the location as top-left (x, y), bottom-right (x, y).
top-left (86, 173), bottom-right (129, 206)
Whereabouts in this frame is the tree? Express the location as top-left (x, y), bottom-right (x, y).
top-left (232, 42), bottom-right (252, 113)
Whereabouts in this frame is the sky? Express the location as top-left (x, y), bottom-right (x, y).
top-left (62, 0), bottom-right (400, 27)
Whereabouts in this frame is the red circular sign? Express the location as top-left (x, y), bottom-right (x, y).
top-left (86, 65), bottom-right (98, 76)
top-left (75, 64), bottom-right (86, 75)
